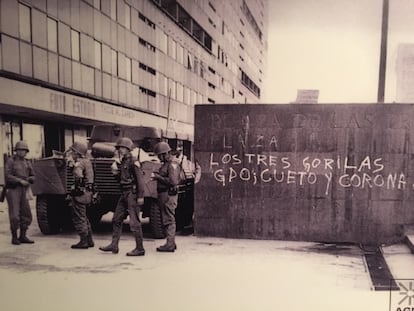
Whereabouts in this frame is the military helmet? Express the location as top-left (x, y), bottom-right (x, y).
top-left (15, 141), bottom-right (29, 152)
top-left (153, 141), bottom-right (171, 155)
top-left (115, 137), bottom-right (134, 150)
top-left (70, 141), bottom-right (88, 156)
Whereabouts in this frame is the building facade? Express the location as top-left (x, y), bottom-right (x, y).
top-left (396, 43), bottom-right (414, 103)
top-left (0, 0), bottom-right (268, 182)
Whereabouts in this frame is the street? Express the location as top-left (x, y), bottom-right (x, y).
top-left (0, 201), bottom-right (409, 311)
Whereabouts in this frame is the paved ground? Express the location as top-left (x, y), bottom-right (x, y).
top-left (0, 201), bottom-right (413, 311)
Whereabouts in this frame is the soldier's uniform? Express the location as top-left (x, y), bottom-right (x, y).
top-left (153, 142), bottom-right (181, 252)
top-left (5, 141), bottom-right (35, 245)
top-left (99, 137), bottom-right (146, 256)
top-left (69, 142), bottom-right (94, 249)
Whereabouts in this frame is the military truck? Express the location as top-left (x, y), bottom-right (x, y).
top-left (31, 125), bottom-right (197, 238)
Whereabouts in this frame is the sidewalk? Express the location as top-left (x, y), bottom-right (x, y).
top-left (0, 200), bottom-right (413, 311)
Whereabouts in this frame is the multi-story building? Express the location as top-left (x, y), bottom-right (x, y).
top-left (396, 43), bottom-right (414, 103)
top-left (0, 0), bottom-right (268, 182)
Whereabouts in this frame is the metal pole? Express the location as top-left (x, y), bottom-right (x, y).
top-left (377, 0), bottom-right (389, 103)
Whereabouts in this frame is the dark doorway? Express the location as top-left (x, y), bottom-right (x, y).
top-left (44, 123), bottom-right (64, 157)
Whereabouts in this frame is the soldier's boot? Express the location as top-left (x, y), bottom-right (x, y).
top-left (126, 231), bottom-right (145, 256)
top-left (71, 234), bottom-right (89, 249)
top-left (19, 229), bottom-right (34, 244)
top-left (87, 229), bottom-right (94, 248)
top-left (99, 228), bottom-right (121, 254)
top-left (156, 223), bottom-right (176, 252)
top-left (11, 230), bottom-right (20, 245)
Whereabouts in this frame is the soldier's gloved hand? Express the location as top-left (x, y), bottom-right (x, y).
top-left (137, 197), bottom-right (144, 206)
top-left (67, 159), bottom-right (75, 168)
top-left (27, 176), bottom-right (35, 184)
top-left (85, 184), bottom-right (93, 192)
top-left (19, 180), bottom-right (30, 187)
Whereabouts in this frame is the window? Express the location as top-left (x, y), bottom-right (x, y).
top-left (94, 0), bottom-right (101, 10)
top-left (94, 40), bottom-right (102, 69)
top-left (139, 37), bottom-right (156, 52)
top-left (158, 74), bottom-right (168, 96)
top-left (177, 44), bottom-right (183, 64)
top-left (168, 37), bottom-right (176, 59)
top-left (110, 0), bottom-right (116, 20)
top-left (111, 49), bottom-right (118, 75)
top-left (158, 29), bottom-right (167, 54)
top-left (47, 18), bottom-right (57, 52)
top-left (187, 52), bottom-right (193, 70)
top-left (19, 4), bottom-right (31, 42)
top-left (176, 83), bottom-right (183, 102)
top-left (139, 86), bottom-right (156, 97)
top-left (125, 4), bottom-right (131, 30)
top-left (126, 57), bottom-right (131, 81)
top-left (139, 12), bottom-right (156, 29)
top-left (71, 30), bottom-right (80, 61)
top-left (168, 78), bottom-right (176, 99)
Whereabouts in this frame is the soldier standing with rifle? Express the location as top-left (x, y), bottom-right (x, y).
top-left (68, 141), bottom-right (95, 249)
top-left (5, 141), bottom-right (35, 245)
top-left (152, 142), bottom-right (181, 252)
top-left (99, 137), bottom-right (146, 256)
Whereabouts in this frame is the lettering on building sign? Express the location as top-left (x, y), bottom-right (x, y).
top-left (100, 105), bottom-right (134, 119)
top-left (209, 153), bottom-right (409, 195)
top-left (50, 93), bottom-right (66, 113)
top-left (72, 98), bottom-right (96, 117)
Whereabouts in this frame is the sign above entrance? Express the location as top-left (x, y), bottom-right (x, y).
top-left (0, 77), bottom-right (193, 139)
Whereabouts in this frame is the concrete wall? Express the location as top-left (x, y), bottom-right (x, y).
top-left (194, 104), bottom-right (414, 244)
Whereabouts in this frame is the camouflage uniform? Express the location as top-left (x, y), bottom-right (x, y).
top-left (70, 157), bottom-right (94, 248)
top-left (100, 141), bottom-right (146, 256)
top-left (5, 154), bottom-right (35, 244)
top-left (112, 153), bottom-right (145, 237)
top-left (156, 156), bottom-right (181, 251)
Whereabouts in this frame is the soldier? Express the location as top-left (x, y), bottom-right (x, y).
top-left (99, 137), bottom-right (146, 256)
top-left (68, 141), bottom-right (94, 249)
top-left (5, 141), bottom-right (35, 245)
top-left (152, 142), bottom-right (181, 252)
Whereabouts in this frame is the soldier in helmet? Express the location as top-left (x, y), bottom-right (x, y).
top-left (68, 141), bottom-right (95, 249)
top-left (99, 137), bottom-right (146, 256)
top-left (152, 141), bottom-right (181, 252)
top-left (5, 141), bottom-right (35, 245)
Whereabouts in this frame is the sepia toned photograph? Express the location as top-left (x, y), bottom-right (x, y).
top-left (1, 0), bottom-right (414, 310)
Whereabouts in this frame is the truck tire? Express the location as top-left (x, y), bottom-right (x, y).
top-left (36, 195), bottom-right (68, 234)
top-left (149, 199), bottom-right (165, 239)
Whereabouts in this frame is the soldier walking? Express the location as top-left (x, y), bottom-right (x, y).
top-left (5, 141), bottom-right (35, 245)
top-left (99, 137), bottom-right (146, 256)
top-left (152, 142), bottom-right (180, 252)
top-left (68, 141), bottom-right (94, 249)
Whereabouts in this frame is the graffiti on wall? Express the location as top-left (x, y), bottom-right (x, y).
top-left (209, 153), bottom-right (407, 195)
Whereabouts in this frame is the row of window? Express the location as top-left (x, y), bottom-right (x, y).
top-left (241, 0), bottom-right (263, 40)
top-left (240, 69), bottom-right (261, 98)
top-left (11, 1), bottom-right (259, 105)
top-left (151, 0), bottom-right (213, 53)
